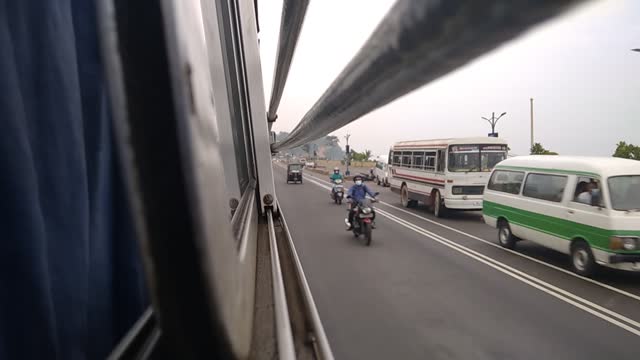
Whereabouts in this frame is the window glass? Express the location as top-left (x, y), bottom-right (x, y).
top-left (437, 150), bottom-right (445, 172)
top-left (487, 170), bottom-right (524, 194)
top-left (392, 152), bottom-right (401, 166)
top-left (522, 173), bottom-right (567, 203)
top-left (481, 152), bottom-right (507, 171)
top-left (448, 144), bottom-right (507, 172)
top-left (413, 152), bottom-right (424, 169)
top-left (573, 177), bottom-right (604, 207)
top-left (425, 156), bottom-right (436, 170)
top-left (608, 175), bottom-right (640, 211)
top-left (402, 152), bottom-right (412, 167)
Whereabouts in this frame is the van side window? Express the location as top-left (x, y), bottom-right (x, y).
top-left (522, 173), bottom-right (568, 203)
top-left (487, 170), bottom-right (524, 194)
top-left (573, 177), bottom-right (603, 207)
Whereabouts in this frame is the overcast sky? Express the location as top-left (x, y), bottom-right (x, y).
top-left (257, 0), bottom-right (640, 157)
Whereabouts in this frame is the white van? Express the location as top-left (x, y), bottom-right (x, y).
top-left (373, 159), bottom-right (390, 187)
top-left (483, 156), bottom-right (640, 276)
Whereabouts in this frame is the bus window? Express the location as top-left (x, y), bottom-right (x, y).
top-left (449, 144), bottom-right (506, 172)
top-left (413, 152), bottom-right (424, 169)
top-left (401, 152), bottom-right (412, 168)
top-left (425, 151), bottom-right (436, 171)
top-left (437, 150), bottom-right (445, 172)
top-left (392, 152), bottom-right (401, 166)
top-left (481, 152), bottom-right (507, 171)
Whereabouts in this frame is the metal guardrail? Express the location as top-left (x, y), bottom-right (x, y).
top-left (267, 0), bottom-right (310, 124)
top-left (267, 209), bottom-right (296, 360)
top-left (272, 0), bottom-right (586, 151)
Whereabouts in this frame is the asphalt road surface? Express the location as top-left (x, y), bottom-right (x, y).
top-left (274, 164), bottom-right (640, 360)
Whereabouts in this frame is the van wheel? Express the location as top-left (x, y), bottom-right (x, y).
top-left (433, 191), bottom-right (446, 218)
top-left (401, 185), bottom-right (411, 208)
top-left (497, 221), bottom-right (516, 249)
top-left (570, 241), bottom-right (596, 277)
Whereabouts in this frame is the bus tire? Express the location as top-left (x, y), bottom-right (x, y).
top-left (401, 184), bottom-right (411, 208)
top-left (570, 240), bottom-right (596, 277)
top-left (433, 191), bottom-right (447, 218)
top-left (497, 220), bottom-right (516, 249)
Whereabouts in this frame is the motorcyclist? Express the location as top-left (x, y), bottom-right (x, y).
top-left (346, 175), bottom-right (377, 230)
top-left (329, 167), bottom-right (343, 181)
top-left (329, 167), bottom-right (344, 197)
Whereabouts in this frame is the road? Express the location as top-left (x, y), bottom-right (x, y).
top-left (273, 164), bottom-right (640, 360)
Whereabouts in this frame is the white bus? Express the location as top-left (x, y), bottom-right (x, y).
top-left (389, 137), bottom-right (508, 217)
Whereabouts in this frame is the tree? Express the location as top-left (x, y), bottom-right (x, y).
top-left (349, 149), bottom-right (368, 162)
top-left (364, 149), bottom-right (372, 161)
top-left (326, 135), bottom-right (340, 147)
top-left (530, 143), bottom-right (558, 155)
top-left (613, 141), bottom-right (640, 160)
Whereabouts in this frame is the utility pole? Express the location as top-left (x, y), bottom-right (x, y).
top-left (344, 134), bottom-right (351, 176)
top-left (481, 112), bottom-right (506, 137)
top-left (530, 98), bottom-right (534, 152)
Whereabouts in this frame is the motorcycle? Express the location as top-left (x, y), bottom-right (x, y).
top-left (344, 195), bottom-right (378, 246)
top-left (330, 178), bottom-right (345, 204)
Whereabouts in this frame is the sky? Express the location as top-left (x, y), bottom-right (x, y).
top-left (257, 0), bottom-right (640, 157)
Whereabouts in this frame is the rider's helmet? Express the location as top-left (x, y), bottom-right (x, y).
top-left (334, 167), bottom-right (340, 174)
top-left (353, 175), bottom-right (364, 184)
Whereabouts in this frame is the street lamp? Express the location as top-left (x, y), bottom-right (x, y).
top-left (344, 134), bottom-right (351, 176)
top-left (481, 112), bottom-right (507, 137)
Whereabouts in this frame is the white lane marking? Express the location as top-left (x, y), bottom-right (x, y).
top-left (298, 169), bottom-right (640, 303)
top-left (375, 208), bottom-right (640, 337)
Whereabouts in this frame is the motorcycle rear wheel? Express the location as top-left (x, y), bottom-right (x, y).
top-left (364, 223), bottom-right (372, 246)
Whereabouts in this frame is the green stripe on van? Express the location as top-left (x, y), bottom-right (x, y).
top-left (483, 200), bottom-right (640, 254)
top-left (494, 165), bottom-right (599, 178)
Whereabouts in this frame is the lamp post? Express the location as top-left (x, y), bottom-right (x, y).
top-left (344, 134), bottom-right (351, 176)
top-left (481, 112), bottom-right (506, 137)
top-left (530, 98), bottom-right (534, 151)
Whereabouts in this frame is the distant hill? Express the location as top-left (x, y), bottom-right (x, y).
top-left (275, 132), bottom-right (345, 160)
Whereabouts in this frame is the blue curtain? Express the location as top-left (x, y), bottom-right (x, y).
top-left (0, 0), bottom-right (148, 359)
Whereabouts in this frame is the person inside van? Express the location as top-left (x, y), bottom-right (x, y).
top-left (575, 181), bottom-right (588, 202)
top-left (577, 181), bottom-right (598, 205)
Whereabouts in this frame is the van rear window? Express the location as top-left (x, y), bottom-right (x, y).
top-left (487, 170), bottom-right (524, 194)
top-left (522, 173), bottom-right (567, 203)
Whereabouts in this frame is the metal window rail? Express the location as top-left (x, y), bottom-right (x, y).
top-left (278, 205), bottom-right (334, 360)
top-left (108, 308), bottom-right (157, 359)
top-left (267, 209), bottom-right (296, 360)
top-left (267, 0), bottom-right (310, 125)
top-left (272, 0), bottom-right (586, 151)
